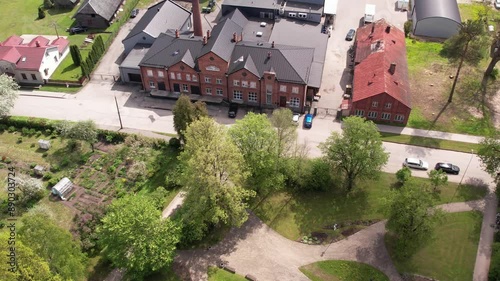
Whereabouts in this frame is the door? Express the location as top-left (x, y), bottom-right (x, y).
top-left (173, 83), bottom-right (180, 92)
top-left (279, 96), bottom-right (287, 107)
top-left (191, 85), bottom-right (201, 95)
top-left (158, 82), bottom-right (166, 91)
top-left (128, 73), bottom-right (142, 83)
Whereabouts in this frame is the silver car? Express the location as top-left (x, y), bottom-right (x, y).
top-left (403, 158), bottom-right (429, 170)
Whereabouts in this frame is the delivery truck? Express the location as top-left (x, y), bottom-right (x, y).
top-left (364, 4), bottom-right (376, 24)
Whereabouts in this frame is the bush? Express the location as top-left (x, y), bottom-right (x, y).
top-left (21, 127), bottom-right (29, 136)
top-left (168, 137), bottom-right (181, 148)
top-left (404, 20), bottom-right (412, 37)
top-left (43, 172), bottom-right (53, 181)
top-left (35, 130), bottom-right (42, 137)
top-left (29, 163), bottom-right (37, 169)
top-left (44, 129), bottom-right (52, 136)
top-left (67, 139), bottom-right (80, 152)
top-left (17, 137), bottom-right (22, 144)
top-left (60, 157), bottom-right (71, 168)
top-left (50, 164), bottom-right (60, 173)
top-left (302, 159), bottom-right (334, 191)
top-left (4, 158), bottom-right (11, 164)
top-left (42, 152), bottom-right (48, 158)
top-left (47, 177), bottom-right (60, 187)
top-left (7, 126), bottom-right (16, 133)
top-left (0, 124), bottom-right (6, 132)
top-left (396, 166), bottom-right (412, 185)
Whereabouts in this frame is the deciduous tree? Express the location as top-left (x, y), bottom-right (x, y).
top-left (56, 120), bottom-right (98, 151)
top-left (319, 116), bottom-right (388, 191)
top-left (172, 95), bottom-right (208, 144)
top-left (98, 195), bottom-right (180, 280)
top-left (396, 166), bottom-right (412, 185)
top-left (0, 74), bottom-right (19, 117)
top-left (386, 180), bottom-right (441, 260)
top-left (15, 174), bottom-right (44, 206)
top-left (270, 108), bottom-right (297, 157)
top-left (19, 213), bottom-right (87, 281)
top-left (482, 31), bottom-right (500, 91)
top-left (428, 169), bottom-right (448, 192)
top-left (178, 117), bottom-right (254, 243)
top-left (229, 112), bottom-right (283, 193)
top-left (478, 135), bottom-right (500, 182)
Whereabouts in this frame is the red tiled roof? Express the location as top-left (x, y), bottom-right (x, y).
top-left (50, 37), bottom-right (69, 53)
top-left (15, 47), bottom-right (48, 70)
top-left (353, 19), bottom-right (411, 108)
top-left (0, 46), bottom-right (21, 64)
top-left (27, 36), bottom-right (50, 47)
top-left (1, 35), bottom-right (23, 46)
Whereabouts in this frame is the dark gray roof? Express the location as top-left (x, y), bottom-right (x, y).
top-left (74, 0), bottom-right (122, 21)
top-left (123, 0), bottom-right (191, 42)
top-left (120, 44), bottom-right (151, 69)
top-left (222, 0), bottom-right (279, 10)
top-left (228, 42), bottom-right (314, 84)
top-left (220, 8), bottom-right (248, 29)
top-left (413, 0), bottom-right (461, 24)
top-left (199, 18), bottom-right (244, 61)
top-left (228, 54), bottom-right (259, 77)
top-left (140, 32), bottom-right (204, 68)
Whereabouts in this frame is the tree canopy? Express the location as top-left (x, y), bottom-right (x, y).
top-left (98, 194), bottom-right (181, 279)
top-left (477, 135), bottom-right (500, 181)
top-left (18, 213), bottom-right (87, 281)
top-left (319, 116), bottom-right (388, 191)
top-left (270, 108), bottom-right (297, 157)
top-left (172, 95), bottom-right (208, 143)
top-left (0, 74), bottom-right (19, 117)
top-left (56, 120), bottom-right (98, 151)
top-left (178, 117), bottom-right (254, 243)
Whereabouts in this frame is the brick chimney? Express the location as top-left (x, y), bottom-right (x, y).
top-left (203, 36), bottom-right (207, 45)
top-left (207, 29), bottom-right (211, 39)
top-left (232, 32), bottom-right (237, 42)
top-left (240, 32), bottom-right (243, 42)
top-left (267, 51), bottom-right (272, 58)
top-left (35, 40), bottom-right (40, 47)
top-left (385, 26), bottom-right (391, 33)
top-left (389, 62), bottom-right (396, 74)
top-left (271, 41), bottom-right (275, 48)
top-left (175, 29), bottom-right (180, 38)
top-left (191, 0), bottom-right (203, 37)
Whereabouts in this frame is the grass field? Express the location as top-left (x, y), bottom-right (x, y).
top-left (207, 267), bottom-right (247, 281)
top-left (252, 173), bottom-right (486, 240)
top-left (299, 260), bottom-right (389, 281)
top-left (380, 132), bottom-right (480, 153)
top-left (387, 211), bottom-right (482, 281)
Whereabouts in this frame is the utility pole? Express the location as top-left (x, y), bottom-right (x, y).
top-left (115, 96), bottom-right (123, 130)
top-left (52, 22), bottom-right (60, 38)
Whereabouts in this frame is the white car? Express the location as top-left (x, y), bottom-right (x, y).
top-left (403, 158), bottom-right (429, 170)
top-left (292, 114), bottom-right (300, 124)
top-left (496, 0), bottom-right (500, 9)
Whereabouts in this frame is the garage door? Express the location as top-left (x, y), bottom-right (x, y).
top-left (128, 73), bottom-right (142, 83)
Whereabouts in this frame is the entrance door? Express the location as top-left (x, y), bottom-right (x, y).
top-left (279, 96), bottom-right (287, 107)
top-left (158, 82), bottom-right (166, 91)
top-left (190, 85), bottom-right (201, 95)
top-left (173, 83), bottom-right (180, 92)
top-left (128, 73), bottom-right (142, 83)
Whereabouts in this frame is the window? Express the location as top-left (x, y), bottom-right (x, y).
top-left (266, 93), bottom-right (272, 104)
top-left (233, 80), bottom-right (240, 86)
top-left (290, 97), bottom-right (300, 107)
top-left (248, 92), bottom-right (257, 102)
top-left (170, 72), bottom-right (175, 79)
top-left (149, 81), bottom-right (155, 88)
top-left (147, 70), bottom-right (153, 77)
top-left (355, 109), bottom-right (364, 116)
top-left (158, 71), bottom-right (164, 78)
top-left (385, 103), bottom-right (392, 109)
top-left (186, 74), bottom-right (191, 81)
top-left (216, 78), bottom-right (222, 84)
top-left (206, 88), bottom-right (212, 95)
top-left (381, 113), bottom-right (391, 120)
top-left (182, 84), bottom-right (188, 92)
top-left (266, 85), bottom-right (273, 94)
top-left (31, 74), bottom-right (37, 80)
top-left (192, 75), bottom-right (198, 82)
top-left (205, 76), bottom-right (211, 83)
top-left (241, 80), bottom-right (248, 88)
top-left (371, 101), bottom-right (379, 108)
top-left (233, 90), bottom-right (242, 100)
top-left (21, 73), bottom-right (27, 80)
top-left (367, 111), bottom-right (378, 118)
top-left (176, 73), bottom-right (182, 80)
top-left (292, 87), bottom-right (299, 94)
top-left (216, 88), bottom-right (223, 96)
top-left (395, 114), bottom-right (405, 122)
top-left (280, 85), bottom-right (287, 92)
top-left (250, 81), bottom-right (257, 88)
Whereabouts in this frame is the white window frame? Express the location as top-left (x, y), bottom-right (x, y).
top-left (205, 76), bottom-right (211, 83)
top-left (367, 111), bottom-right (378, 118)
top-left (216, 78), bottom-right (222, 84)
top-left (206, 88), bottom-right (212, 95)
top-left (290, 97), bottom-right (300, 108)
top-left (233, 90), bottom-right (242, 100)
top-left (280, 85), bottom-right (287, 92)
top-left (385, 103), bottom-right (392, 109)
top-left (395, 114), bottom-right (405, 122)
top-left (355, 109), bottom-right (364, 116)
top-left (186, 74), bottom-right (191, 81)
top-left (216, 88), bottom-right (223, 96)
top-left (233, 80), bottom-right (240, 86)
top-left (192, 75), bottom-right (198, 82)
top-left (248, 92), bottom-right (257, 102)
top-left (372, 101), bottom-right (379, 108)
top-left (149, 81), bottom-right (155, 88)
top-left (381, 112), bottom-right (391, 120)
top-left (241, 80), bottom-right (248, 88)
top-left (176, 73), bottom-right (182, 80)
top-left (292, 86), bottom-right (299, 94)
top-left (182, 84), bottom-right (188, 92)
top-left (147, 70), bottom-right (153, 77)
top-left (250, 81), bottom-right (257, 88)
top-left (157, 71), bottom-right (164, 78)
top-left (170, 72), bottom-right (175, 79)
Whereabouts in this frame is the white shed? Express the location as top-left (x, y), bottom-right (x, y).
top-left (51, 177), bottom-right (73, 201)
top-left (411, 0), bottom-right (461, 39)
top-left (38, 139), bottom-right (51, 150)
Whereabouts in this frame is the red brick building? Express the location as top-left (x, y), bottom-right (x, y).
top-left (350, 19), bottom-right (411, 125)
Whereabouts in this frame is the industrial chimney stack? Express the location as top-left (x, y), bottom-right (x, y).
top-left (191, 0), bottom-right (203, 37)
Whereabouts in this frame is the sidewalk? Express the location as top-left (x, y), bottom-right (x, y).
top-left (377, 124), bottom-right (484, 144)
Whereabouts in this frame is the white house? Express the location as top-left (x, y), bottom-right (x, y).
top-left (0, 35), bottom-right (70, 85)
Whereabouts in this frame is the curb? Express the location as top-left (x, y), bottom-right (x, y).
top-left (19, 93), bottom-right (67, 99)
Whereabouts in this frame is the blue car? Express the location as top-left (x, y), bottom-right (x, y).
top-left (304, 114), bottom-right (313, 128)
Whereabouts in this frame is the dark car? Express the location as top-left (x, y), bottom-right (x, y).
top-left (303, 113), bottom-right (313, 128)
top-left (345, 29), bottom-right (356, 41)
top-left (69, 26), bottom-right (87, 35)
top-left (435, 162), bottom-right (460, 175)
top-left (228, 103), bottom-right (238, 118)
top-left (130, 9), bottom-right (139, 18)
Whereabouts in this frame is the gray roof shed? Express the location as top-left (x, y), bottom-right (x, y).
top-left (74, 0), bottom-right (123, 21)
top-left (412, 0), bottom-right (462, 38)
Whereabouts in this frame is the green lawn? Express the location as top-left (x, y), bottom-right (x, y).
top-left (300, 260), bottom-right (389, 281)
top-left (405, 38), bottom-right (448, 74)
top-left (380, 132), bottom-right (480, 153)
top-left (252, 173), bottom-right (486, 240)
top-left (207, 267), bottom-right (247, 281)
top-left (387, 211), bottom-right (482, 281)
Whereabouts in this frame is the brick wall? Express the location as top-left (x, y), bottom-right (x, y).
top-left (351, 93), bottom-right (411, 124)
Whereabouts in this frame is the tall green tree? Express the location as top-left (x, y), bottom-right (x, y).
top-left (229, 112), bottom-right (282, 194)
top-left (0, 232), bottom-right (63, 281)
top-left (172, 95), bottom-right (208, 144)
top-left (319, 116), bottom-right (388, 191)
top-left (442, 19), bottom-right (487, 102)
top-left (98, 195), bottom-right (181, 280)
top-left (178, 117), bottom-right (254, 243)
top-left (482, 31), bottom-right (500, 89)
top-left (477, 135), bottom-right (500, 182)
top-left (396, 166), bottom-right (412, 185)
top-left (386, 180), bottom-right (441, 260)
top-left (0, 74), bottom-right (19, 117)
top-left (69, 45), bottom-right (82, 66)
top-left (270, 108), bottom-right (297, 157)
top-left (56, 120), bottom-right (98, 151)
top-left (428, 169), bottom-right (448, 192)
top-left (18, 213), bottom-right (87, 281)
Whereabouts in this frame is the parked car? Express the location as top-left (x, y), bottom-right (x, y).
top-left (303, 113), bottom-right (313, 128)
top-left (228, 103), bottom-right (238, 118)
top-left (403, 158), bottom-right (429, 170)
top-left (130, 9), bottom-right (139, 18)
top-left (434, 162), bottom-right (460, 175)
top-left (69, 26), bottom-right (87, 35)
top-left (345, 29), bottom-right (356, 41)
top-left (495, 0), bottom-right (500, 9)
top-left (292, 113), bottom-right (300, 124)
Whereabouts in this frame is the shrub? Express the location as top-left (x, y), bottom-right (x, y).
top-left (4, 158), bottom-right (11, 164)
top-left (301, 159), bottom-right (334, 191)
top-left (43, 172), bottom-right (53, 181)
top-left (404, 20), bottom-right (412, 37)
top-left (168, 137), bottom-right (181, 148)
top-left (50, 164), bottom-right (60, 173)
top-left (396, 166), bottom-right (412, 185)
top-left (47, 177), bottom-right (60, 187)
top-left (21, 127), bottom-right (29, 136)
top-left (44, 129), bottom-right (52, 136)
top-left (29, 163), bottom-right (37, 169)
top-left (0, 124), bottom-right (6, 132)
top-left (28, 128), bottom-right (36, 136)
top-left (35, 130), bottom-right (42, 137)
top-left (7, 126), bottom-right (16, 133)
top-left (30, 143), bottom-right (35, 148)
top-left (42, 152), bottom-right (48, 158)
top-left (17, 137), bottom-right (22, 144)
top-left (60, 157), bottom-right (70, 168)
top-left (67, 139), bottom-right (80, 152)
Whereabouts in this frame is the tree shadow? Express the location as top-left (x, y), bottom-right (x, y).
top-left (430, 102), bottom-right (450, 128)
top-left (61, 64), bottom-right (78, 74)
top-left (47, 7), bottom-right (74, 16)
